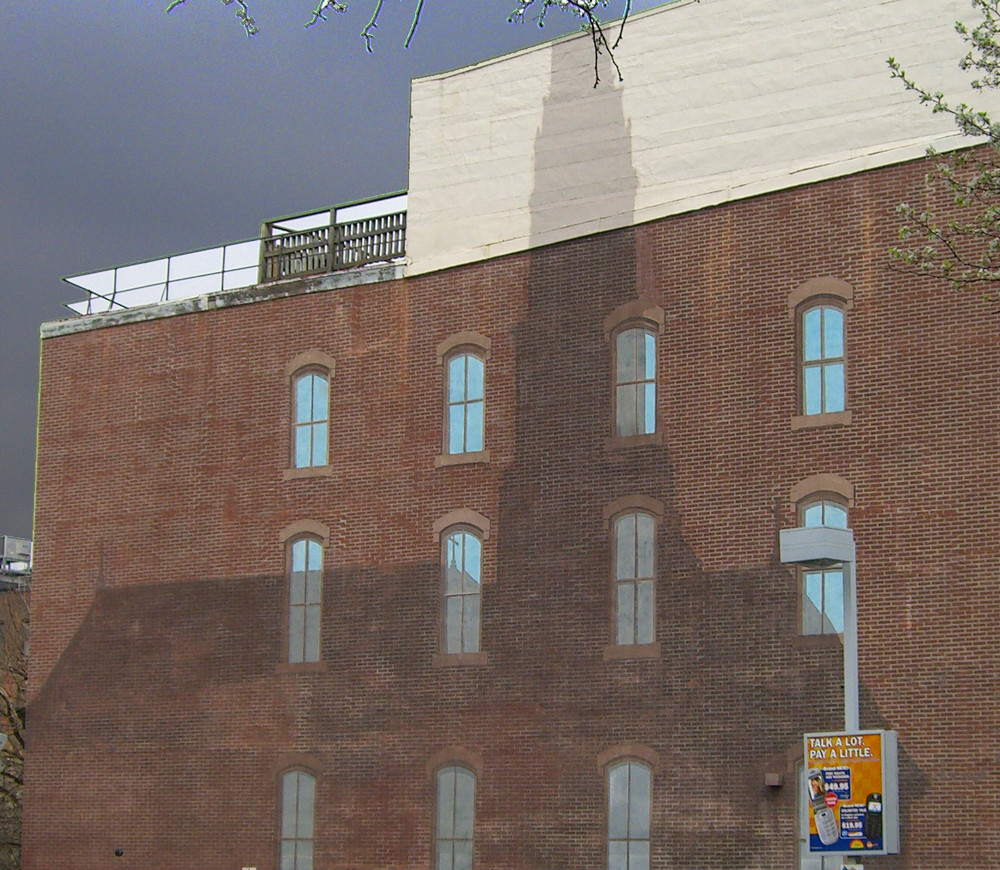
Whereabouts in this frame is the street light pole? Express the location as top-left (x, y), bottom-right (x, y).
top-left (779, 525), bottom-right (858, 732)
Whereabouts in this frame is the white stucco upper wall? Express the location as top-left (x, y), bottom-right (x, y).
top-left (406, 0), bottom-right (985, 276)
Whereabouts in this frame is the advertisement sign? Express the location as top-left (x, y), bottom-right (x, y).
top-left (804, 730), bottom-right (898, 855)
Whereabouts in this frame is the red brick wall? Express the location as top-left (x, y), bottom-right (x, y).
top-left (26, 154), bottom-right (1000, 868)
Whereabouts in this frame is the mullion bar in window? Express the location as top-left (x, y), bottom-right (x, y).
top-left (446, 353), bottom-right (485, 454)
top-left (801, 306), bottom-right (845, 415)
top-left (289, 539), bottom-right (323, 663)
top-left (293, 372), bottom-right (329, 467)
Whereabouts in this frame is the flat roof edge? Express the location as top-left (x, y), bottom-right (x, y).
top-left (41, 262), bottom-right (406, 339)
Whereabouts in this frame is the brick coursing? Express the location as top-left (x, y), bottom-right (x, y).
top-left (25, 154), bottom-right (1000, 868)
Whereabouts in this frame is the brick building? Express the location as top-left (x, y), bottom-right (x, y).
top-left (26, 1), bottom-right (1000, 868)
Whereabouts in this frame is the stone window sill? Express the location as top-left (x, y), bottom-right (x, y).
top-left (791, 411), bottom-right (852, 430)
top-left (605, 432), bottom-right (663, 451)
top-left (603, 642), bottom-right (661, 661)
top-left (282, 465), bottom-right (334, 480)
top-left (435, 450), bottom-right (491, 468)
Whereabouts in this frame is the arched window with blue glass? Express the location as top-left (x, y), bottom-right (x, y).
top-left (614, 326), bottom-right (657, 437)
top-left (292, 370), bottom-right (329, 468)
top-left (799, 497), bottom-right (849, 635)
top-left (445, 351), bottom-right (485, 455)
top-left (801, 304), bottom-right (846, 416)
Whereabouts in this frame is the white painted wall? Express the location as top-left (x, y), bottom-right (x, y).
top-left (406, 0), bottom-right (988, 276)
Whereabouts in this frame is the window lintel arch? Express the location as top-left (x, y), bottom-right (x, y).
top-left (285, 350), bottom-right (336, 380)
top-left (426, 746), bottom-right (484, 778)
top-left (597, 743), bottom-right (659, 773)
top-left (790, 474), bottom-right (854, 509)
top-left (279, 520), bottom-right (330, 548)
top-left (787, 277), bottom-right (854, 316)
top-left (272, 751), bottom-right (324, 777)
top-left (603, 495), bottom-right (664, 527)
top-left (433, 509), bottom-right (491, 540)
top-left (603, 299), bottom-right (664, 339)
top-left (436, 331), bottom-right (492, 363)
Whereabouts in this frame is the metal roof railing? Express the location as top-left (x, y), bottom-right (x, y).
top-left (65, 192), bottom-right (407, 316)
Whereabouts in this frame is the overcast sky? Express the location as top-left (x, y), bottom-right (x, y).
top-left (0, 0), bottom-right (664, 539)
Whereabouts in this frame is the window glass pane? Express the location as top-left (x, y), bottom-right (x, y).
top-left (445, 534), bottom-right (464, 594)
top-left (608, 765), bottom-right (629, 838)
top-left (445, 598), bottom-right (463, 653)
top-left (636, 514), bottom-right (654, 577)
top-left (291, 540), bottom-right (306, 573)
top-left (437, 768), bottom-right (456, 837)
top-left (448, 356), bottom-right (466, 402)
top-left (295, 376), bottom-right (313, 423)
top-left (466, 356), bottom-right (484, 400)
top-left (463, 593), bottom-right (480, 653)
top-left (824, 308), bottom-right (844, 358)
top-left (643, 332), bottom-right (656, 380)
top-left (437, 849), bottom-right (452, 870)
top-left (803, 309), bottom-right (822, 361)
top-left (608, 841), bottom-right (628, 870)
top-left (305, 569), bottom-right (322, 605)
top-left (628, 840), bottom-right (650, 870)
top-left (628, 764), bottom-right (651, 838)
top-left (617, 584), bottom-right (635, 645)
top-left (453, 841), bottom-right (473, 870)
top-left (453, 769), bottom-right (475, 838)
top-left (617, 384), bottom-right (637, 436)
top-left (615, 514), bottom-right (636, 580)
top-left (465, 401), bottom-right (484, 452)
top-left (296, 840), bottom-right (313, 870)
top-left (640, 382), bottom-right (655, 435)
top-left (825, 503), bottom-right (848, 529)
top-left (290, 571), bottom-right (306, 606)
top-left (304, 604), bottom-right (321, 662)
top-left (295, 427), bottom-right (312, 468)
top-left (802, 503), bottom-right (823, 528)
top-left (824, 363), bottom-right (845, 412)
top-left (306, 540), bottom-right (322, 571)
top-left (463, 534), bottom-right (482, 588)
top-left (311, 423), bottom-right (327, 466)
top-left (803, 572), bottom-right (824, 634)
top-left (617, 331), bottom-right (637, 382)
top-left (312, 374), bottom-right (328, 418)
top-left (825, 569), bottom-right (844, 633)
top-left (282, 773), bottom-right (299, 837)
top-left (448, 405), bottom-right (466, 454)
top-left (297, 774), bottom-right (315, 838)
top-left (636, 580), bottom-right (655, 645)
top-left (289, 608), bottom-right (305, 662)
top-left (803, 367), bottom-right (822, 415)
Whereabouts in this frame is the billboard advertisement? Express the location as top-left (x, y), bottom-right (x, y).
top-left (804, 730), bottom-right (898, 855)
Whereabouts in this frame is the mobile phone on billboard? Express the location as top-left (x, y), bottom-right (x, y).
top-left (863, 792), bottom-right (883, 841)
top-left (807, 770), bottom-right (840, 846)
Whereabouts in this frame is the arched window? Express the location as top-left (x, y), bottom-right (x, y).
top-left (280, 770), bottom-right (315, 870)
top-left (436, 765), bottom-right (476, 870)
top-left (613, 511), bottom-right (656, 646)
top-left (614, 327), bottom-right (657, 437)
top-left (442, 528), bottom-right (482, 654)
top-left (445, 351), bottom-right (485, 455)
top-left (607, 761), bottom-right (651, 870)
top-left (799, 498), bottom-right (849, 635)
top-left (289, 537), bottom-right (323, 663)
top-left (292, 370), bottom-right (329, 468)
top-left (801, 304), bottom-right (845, 416)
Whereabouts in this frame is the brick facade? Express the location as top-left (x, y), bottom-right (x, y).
top-left (26, 154), bottom-right (1000, 868)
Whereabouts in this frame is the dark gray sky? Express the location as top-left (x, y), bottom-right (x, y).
top-left (0, 1), bottom-right (660, 539)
